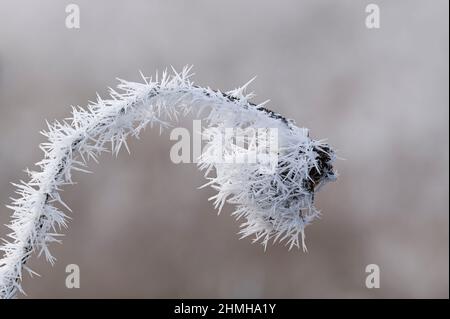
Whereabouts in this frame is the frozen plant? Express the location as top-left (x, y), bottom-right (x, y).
top-left (0, 66), bottom-right (337, 298)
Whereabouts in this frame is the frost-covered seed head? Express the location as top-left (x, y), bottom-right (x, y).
top-left (0, 66), bottom-right (336, 298)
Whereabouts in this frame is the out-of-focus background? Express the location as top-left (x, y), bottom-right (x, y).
top-left (0, 0), bottom-right (448, 298)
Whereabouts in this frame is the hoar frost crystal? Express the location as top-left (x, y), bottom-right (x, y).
top-left (0, 66), bottom-right (336, 298)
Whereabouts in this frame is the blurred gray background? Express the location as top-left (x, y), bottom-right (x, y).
top-left (0, 0), bottom-right (448, 298)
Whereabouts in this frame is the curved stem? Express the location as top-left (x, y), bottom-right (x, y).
top-left (0, 67), bottom-right (335, 298)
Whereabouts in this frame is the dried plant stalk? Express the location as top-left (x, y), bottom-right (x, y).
top-left (0, 67), bottom-right (336, 298)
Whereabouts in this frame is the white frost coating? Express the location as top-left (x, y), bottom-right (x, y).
top-left (0, 66), bottom-right (336, 298)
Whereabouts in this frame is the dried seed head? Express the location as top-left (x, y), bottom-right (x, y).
top-left (0, 66), bottom-right (336, 298)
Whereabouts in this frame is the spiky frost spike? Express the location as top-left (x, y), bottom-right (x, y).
top-left (0, 66), bottom-right (336, 298)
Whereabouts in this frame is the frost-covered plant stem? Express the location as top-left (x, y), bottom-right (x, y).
top-left (0, 66), bottom-right (336, 298)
